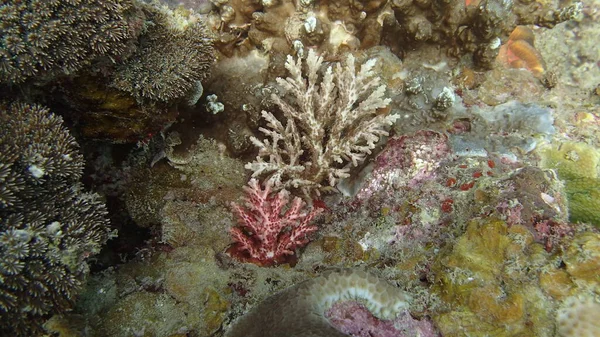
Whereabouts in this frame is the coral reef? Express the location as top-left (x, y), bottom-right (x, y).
top-left (207, 0), bottom-right (396, 57)
top-left (1, 0), bottom-right (598, 335)
top-left (0, 0), bottom-right (136, 84)
top-left (246, 49), bottom-right (398, 197)
top-left (391, 0), bottom-right (581, 68)
top-left (0, 102), bottom-right (112, 336)
top-left (431, 217), bottom-right (600, 337)
top-left (49, 3), bottom-right (215, 143)
top-left (432, 218), bottom-right (553, 336)
top-left (205, 0), bottom-right (581, 68)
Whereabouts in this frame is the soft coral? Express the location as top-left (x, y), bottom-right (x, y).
top-left (229, 179), bottom-right (323, 266)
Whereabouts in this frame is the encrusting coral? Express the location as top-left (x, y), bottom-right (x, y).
top-left (246, 49), bottom-right (399, 197)
top-left (556, 295), bottom-right (600, 337)
top-left (0, 0), bottom-right (135, 84)
top-left (224, 269), bottom-right (412, 337)
top-left (0, 102), bottom-right (113, 336)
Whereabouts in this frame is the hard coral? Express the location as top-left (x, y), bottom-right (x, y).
top-left (0, 0), bottom-right (135, 84)
top-left (111, 5), bottom-right (214, 102)
top-left (0, 102), bottom-right (112, 336)
top-left (390, 0), bottom-right (582, 68)
top-left (556, 295), bottom-right (600, 337)
top-left (246, 49), bottom-right (398, 197)
top-left (539, 141), bottom-right (600, 226)
top-left (229, 178), bottom-right (322, 266)
top-left (432, 218), bottom-right (560, 337)
top-left (225, 269), bottom-right (411, 337)
top-left (208, 0), bottom-right (393, 57)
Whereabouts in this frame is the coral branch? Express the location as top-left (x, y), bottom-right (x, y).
top-left (229, 178), bottom-right (322, 266)
top-left (245, 49), bottom-right (399, 197)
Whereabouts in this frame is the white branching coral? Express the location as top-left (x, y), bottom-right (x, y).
top-left (246, 49), bottom-right (399, 196)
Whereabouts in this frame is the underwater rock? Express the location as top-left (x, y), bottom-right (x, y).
top-left (126, 135), bottom-right (245, 242)
top-left (450, 100), bottom-right (555, 158)
top-left (63, 75), bottom-right (178, 143)
top-left (98, 291), bottom-right (199, 336)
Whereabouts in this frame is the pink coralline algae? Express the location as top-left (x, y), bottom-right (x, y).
top-left (533, 219), bottom-right (574, 252)
top-left (355, 131), bottom-right (451, 202)
top-left (325, 301), bottom-right (440, 337)
top-left (229, 178), bottom-right (323, 266)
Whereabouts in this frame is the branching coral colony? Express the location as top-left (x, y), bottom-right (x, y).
top-left (230, 178), bottom-right (323, 266)
top-left (246, 49), bottom-right (399, 198)
top-left (229, 49), bottom-right (397, 265)
top-left (228, 49), bottom-right (397, 265)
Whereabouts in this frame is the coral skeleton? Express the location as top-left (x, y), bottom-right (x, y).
top-left (230, 178), bottom-right (323, 265)
top-left (246, 49), bottom-right (399, 196)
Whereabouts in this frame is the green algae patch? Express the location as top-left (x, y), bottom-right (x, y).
top-left (563, 176), bottom-right (600, 226)
top-left (202, 287), bottom-right (230, 334)
top-left (539, 142), bottom-right (599, 180)
top-left (539, 142), bottom-right (600, 226)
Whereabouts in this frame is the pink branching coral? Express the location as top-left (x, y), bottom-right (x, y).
top-left (229, 178), bottom-right (323, 266)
